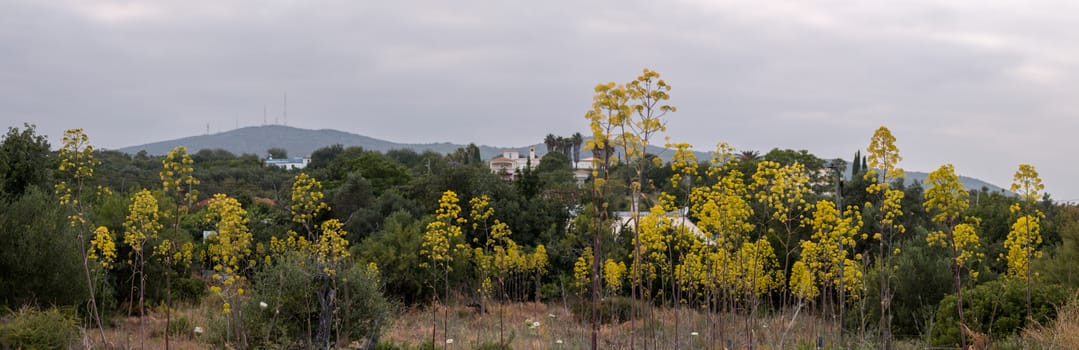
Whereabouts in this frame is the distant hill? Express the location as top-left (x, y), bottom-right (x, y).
top-left (117, 125), bottom-right (705, 161)
top-left (117, 125), bottom-right (522, 159)
top-left (903, 171), bottom-right (1010, 195)
top-left (118, 125), bottom-right (1007, 193)
top-left (838, 163), bottom-right (1009, 194)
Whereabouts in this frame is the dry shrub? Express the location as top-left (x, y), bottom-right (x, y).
top-left (1024, 291), bottom-right (1079, 349)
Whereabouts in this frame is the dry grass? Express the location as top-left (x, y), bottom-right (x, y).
top-left (383, 302), bottom-right (847, 350)
top-left (1023, 292), bottom-right (1079, 349)
top-left (82, 297), bottom-right (222, 350)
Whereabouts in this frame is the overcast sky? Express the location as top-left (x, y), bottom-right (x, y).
top-left (3, 1), bottom-right (1079, 200)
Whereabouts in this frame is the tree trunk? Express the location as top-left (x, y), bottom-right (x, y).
top-left (165, 258), bottom-right (172, 350)
top-left (316, 276), bottom-right (336, 349)
top-left (78, 232), bottom-right (108, 345)
top-left (953, 245), bottom-right (967, 350)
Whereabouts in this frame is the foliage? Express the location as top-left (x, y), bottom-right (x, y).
top-left (1003, 215), bottom-right (1043, 282)
top-left (0, 188), bottom-right (87, 307)
top-left (355, 211), bottom-right (430, 304)
top-left (244, 255), bottom-right (390, 348)
top-left (0, 306), bottom-right (79, 349)
top-left (570, 296), bottom-right (635, 325)
top-left (0, 123), bottom-right (52, 199)
top-left (931, 279), bottom-right (1067, 346)
top-left (204, 193), bottom-right (253, 315)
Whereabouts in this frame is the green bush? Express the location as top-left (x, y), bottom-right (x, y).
top-left (171, 277), bottom-right (206, 304)
top-left (243, 254), bottom-right (392, 348)
top-left (569, 296), bottom-right (633, 325)
top-left (931, 279), bottom-right (1067, 347)
top-left (0, 306), bottom-right (79, 349)
top-left (376, 340), bottom-right (436, 350)
top-left (473, 340), bottom-right (513, 350)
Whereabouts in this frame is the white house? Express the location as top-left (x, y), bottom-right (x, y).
top-left (488, 146), bottom-right (540, 180)
top-left (265, 157), bottom-right (311, 170)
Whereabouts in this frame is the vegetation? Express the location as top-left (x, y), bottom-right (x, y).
top-left (3, 70), bottom-right (1079, 349)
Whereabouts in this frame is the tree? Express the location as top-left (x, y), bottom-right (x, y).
top-left (621, 68), bottom-right (676, 349)
top-left (205, 193), bottom-right (254, 345)
top-left (1007, 164), bottom-right (1045, 325)
top-left (420, 190), bottom-right (465, 349)
top-left (0, 123), bottom-right (52, 199)
top-left (286, 173), bottom-right (350, 349)
top-left (583, 78), bottom-right (628, 349)
top-left (54, 128), bottom-right (109, 344)
top-left (924, 164), bottom-right (982, 350)
top-left (122, 189), bottom-right (162, 348)
top-left (158, 146), bottom-right (199, 349)
top-left (572, 132), bottom-right (584, 164)
top-left (751, 160), bottom-right (811, 308)
top-left (268, 147), bottom-right (288, 159)
top-left (851, 150), bottom-right (862, 176)
top-left (865, 126), bottom-right (906, 349)
top-left (544, 134), bottom-right (557, 155)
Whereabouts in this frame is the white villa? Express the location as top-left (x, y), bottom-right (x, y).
top-left (489, 146), bottom-right (540, 181)
top-left (488, 145), bottom-right (597, 185)
top-left (265, 157), bottom-right (311, 170)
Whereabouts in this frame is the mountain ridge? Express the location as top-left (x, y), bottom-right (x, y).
top-left (117, 125), bottom-right (1007, 193)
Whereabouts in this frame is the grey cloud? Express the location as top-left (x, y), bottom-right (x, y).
top-left (3, 0), bottom-right (1078, 200)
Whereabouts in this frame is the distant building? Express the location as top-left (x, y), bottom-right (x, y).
top-left (573, 157), bottom-right (596, 186)
top-left (265, 157), bottom-right (310, 170)
top-left (488, 146), bottom-right (540, 181)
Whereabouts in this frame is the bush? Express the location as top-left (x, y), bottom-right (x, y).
top-left (931, 279), bottom-right (1067, 347)
top-left (171, 277), bottom-right (206, 304)
top-left (376, 340), bottom-right (436, 350)
top-left (0, 306), bottom-right (79, 349)
top-left (569, 296), bottom-right (633, 325)
top-left (243, 254), bottom-right (392, 348)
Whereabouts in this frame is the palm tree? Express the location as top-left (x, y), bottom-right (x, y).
top-left (738, 150), bottom-right (761, 162)
top-left (544, 134), bottom-right (557, 155)
top-left (572, 132), bottom-right (583, 164)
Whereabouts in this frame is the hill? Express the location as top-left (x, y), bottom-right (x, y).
top-left (118, 125), bottom-right (1007, 193)
top-left (839, 164), bottom-right (1009, 194)
top-left (903, 171), bottom-right (1010, 195)
top-left (117, 125), bottom-right (519, 159)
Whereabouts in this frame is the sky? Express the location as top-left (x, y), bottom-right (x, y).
top-left (3, 1), bottom-right (1079, 201)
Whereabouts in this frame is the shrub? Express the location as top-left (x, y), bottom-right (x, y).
top-left (931, 279), bottom-right (1067, 347)
top-left (171, 277), bottom-right (206, 304)
top-left (243, 254), bottom-right (392, 348)
top-left (0, 306), bottom-right (79, 349)
top-left (569, 296), bottom-right (633, 325)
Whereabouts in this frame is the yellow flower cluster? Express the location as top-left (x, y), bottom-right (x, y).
top-left (88, 226), bottom-right (116, 269)
top-left (123, 190), bottom-right (162, 252)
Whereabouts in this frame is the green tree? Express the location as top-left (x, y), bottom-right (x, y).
top-left (583, 77), bottom-right (628, 349)
top-left (267, 147), bottom-right (288, 159)
top-left (204, 193), bottom-right (253, 344)
top-left (865, 126), bottom-right (906, 348)
top-left (158, 146), bottom-right (199, 349)
top-left (924, 164), bottom-right (982, 349)
top-left (420, 190), bottom-right (465, 349)
top-left (0, 188), bottom-right (87, 309)
top-left (621, 68), bottom-right (676, 349)
top-left (286, 173), bottom-right (350, 349)
top-left (122, 189), bottom-right (162, 348)
top-left (54, 128), bottom-right (109, 344)
top-left (355, 211), bottom-right (428, 304)
top-left (0, 123), bottom-right (52, 199)
top-left (1007, 164), bottom-right (1045, 325)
